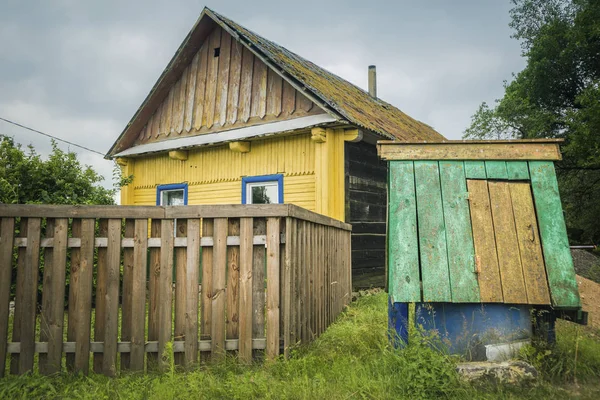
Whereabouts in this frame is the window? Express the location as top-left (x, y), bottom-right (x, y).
top-left (242, 174), bottom-right (283, 204)
top-left (156, 183), bottom-right (188, 206)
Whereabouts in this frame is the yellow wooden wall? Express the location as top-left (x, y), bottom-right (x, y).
top-left (122, 133), bottom-right (317, 212)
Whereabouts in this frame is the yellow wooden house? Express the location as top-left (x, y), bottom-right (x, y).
top-left (107, 7), bottom-right (444, 286)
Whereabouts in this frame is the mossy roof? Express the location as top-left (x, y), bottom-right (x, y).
top-left (209, 9), bottom-right (444, 141)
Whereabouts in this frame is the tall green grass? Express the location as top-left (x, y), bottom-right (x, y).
top-left (1, 291), bottom-right (599, 399)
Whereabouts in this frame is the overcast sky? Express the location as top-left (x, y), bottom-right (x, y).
top-left (0, 0), bottom-right (525, 195)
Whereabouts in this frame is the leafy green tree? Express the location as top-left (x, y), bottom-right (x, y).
top-left (0, 136), bottom-right (115, 205)
top-left (464, 0), bottom-right (600, 244)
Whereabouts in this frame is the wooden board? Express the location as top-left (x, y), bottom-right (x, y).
top-left (509, 183), bottom-right (551, 305)
top-left (204, 26), bottom-right (221, 129)
top-left (506, 161), bottom-right (530, 180)
top-left (485, 161), bottom-right (508, 180)
top-left (238, 217), bottom-right (254, 363)
top-left (266, 218), bottom-right (280, 360)
top-left (200, 218), bottom-right (213, 360)
top-left (226, 219), bottom-right (240, 342)
top-left (184, 218), bottom-right (200, 367)
top-left (147, 219), bottom-right (161, 368)
top-left (74, 219), bottom-right (95, 374)
top-left (216, 29), bottom-right (231, 127)
top-left (130, 219), bottom-right (148, 371)
top-left (120, 219), bottom-right (134, 370)
top-left (414, 161), bottom-right (451, 302)
top-left (103, 219), bottom-right (122, 376)
top-left (158, 219), bottom-right (174, 370)
top-left (252, 218), bottom-right (266, 353)
top-left (211, 218), bottom-right (227, 359)
top-left (0, 218), bottom-right (15, 378)
top-left (439, 162), bottom-right (480, 302)
top-left (227, 40), bottom-right (243, 125)
top-left (93, 219), bottom-right (108, 373)
top-left (387, 161), bottom-right (420, 302)
top-left (488, 182), bottom-right (528, 304)
top-left (466, 180), bottom-right (503, 303)
top-left (174, 219), bottom-right (187, 366)
top-left (529, 161), bottom-right (580, 308)
top-left (464, 161), bottom-right (487, 179)
top-left (193, 43), bottom-right (209, 130)
top-left (378, 141), bottom-right (562, 161)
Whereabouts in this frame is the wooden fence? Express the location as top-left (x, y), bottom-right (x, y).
top-left (0, 204), bottom-right (352, 377)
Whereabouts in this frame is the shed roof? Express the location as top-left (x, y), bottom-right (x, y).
top-left (107, 7), bottom-right (444, 158)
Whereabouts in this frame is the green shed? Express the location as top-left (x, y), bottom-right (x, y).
top-left (378, 139), bottom-right (586, 359)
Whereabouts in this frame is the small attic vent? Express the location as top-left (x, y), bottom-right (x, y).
top-left (214, 47), bottom-right (221, 57)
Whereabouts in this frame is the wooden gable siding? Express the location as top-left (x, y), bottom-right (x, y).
top-left (134, 27), bottom-right (324, 146)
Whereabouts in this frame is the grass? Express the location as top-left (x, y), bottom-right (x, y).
top-left (1, 291), bottom-right (600, 399)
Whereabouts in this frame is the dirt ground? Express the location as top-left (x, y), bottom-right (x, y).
top-left (577, 274), bottom-right (600, 329)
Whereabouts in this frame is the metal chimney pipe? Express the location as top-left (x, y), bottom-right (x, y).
top-left (368, 65), bottom-right (377, 98)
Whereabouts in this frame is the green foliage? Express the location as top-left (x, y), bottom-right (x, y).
top-left (464, 0), bottom-right (600, 244)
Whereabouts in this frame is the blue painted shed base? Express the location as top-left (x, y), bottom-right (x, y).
top-left (389, 299), bottom-right (543, 361)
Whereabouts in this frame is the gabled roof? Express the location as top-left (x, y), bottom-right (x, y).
top-left (107, 7), bottom-right (444, 158)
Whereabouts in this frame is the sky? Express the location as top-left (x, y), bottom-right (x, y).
top-left (0, 0), bottom-right (526, 195)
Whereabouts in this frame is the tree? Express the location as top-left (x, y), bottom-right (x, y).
top-left (0, 136), bottom-right (115, 205)
top-left (464, 0), bottom-right (600, 244)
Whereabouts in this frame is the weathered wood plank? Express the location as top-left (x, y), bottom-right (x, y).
top-left (238, 217), bottom-right (254, 364)
top-left (175, 70), bottom-right (188, 134)
top-left (174, 219), bottom-right (187, 366)
top-left (184, 52), bottom-right (199, 132)
top-left (227, 40), bottom-right (243, 125)
top-left (439, 162), bottom-right (480, 302)
top-left (164, 85), bottom-right (174, 136)
top-left (147, 219), bottom-right (161, 368)
top-left (282, 81), bottom-right (296, 115)
top-left (266, 217), bottom-right (281, 360)
top-left (200, 218), bottom-right (214, 361)
top-left (205, 27), bottom-right (221, 129)
top-left (466, 180), bottom-right (503, 303)
top-left (388, 161), bottom-right (420, 303)
top-left (184, 218), bottom-right (200, 367)
top-left (238, 46), bottom-right (254, 123)
top-left (66, 219), bottom-right (80, 372)
top-left (0, 204), bottom-right (166, 219)
top-left (251, 55), bottom-right (267, 119)
top-left (509, 183), bottom-right (551, 305)
top-left (485, 161), bottom-right (508, 179)
top-left (283, 217), bottom-right (293, 358)
top-left (93, 219), bottom-right (108, 373)
top-left (158, 219), bottom-right (174, 370)
top-left (120, 219), bottom-right (134, 370)
top-left (252, 218), bottom-right (266, 353)
top-left (216, 29), bottom-right (231, 127)
top-left (464, 161), bottom-right (487, 179)
top-left (529, 161), bottom-right (580, 308)
top-left (488, 182), bottom-right (528, 304)
top-left (267, 69), bottom-right (283, 117)
top-left (193, 43), bottom-right (209, 130)
top-left (296, 91), bottom-right (313, 113)
top-left (74, 219), bottom-right (95, 373)
top-left (12, 218), bottom-right (41, 374)
top-left (39, 218), bottom-right (68, 375)
top-left (414, 161), bottom-right (451, 302)
top-left (226, 218), bottom-right (240, 342)
top-left (130, 219), bottom-right (148, 371)
top-left (211, 218), bottom-right (227, 359)
top-left (506, 161), bottom-right (530, 180)
top-left (0, 217), bottom-right (15, 378)
top-left (377, 141), bottom-right (563, 161)
top-left (102, 219), bottom-right (122, 376)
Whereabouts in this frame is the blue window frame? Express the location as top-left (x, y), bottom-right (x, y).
top-left (241, 174), bottom-right (284, 204)
top-left (156, 183), bottom-right (188, 206)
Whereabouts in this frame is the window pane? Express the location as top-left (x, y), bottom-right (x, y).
top-left (251, 184), bottom-right (278, 204)
top-left (162, 190), bottom-right (184, 206)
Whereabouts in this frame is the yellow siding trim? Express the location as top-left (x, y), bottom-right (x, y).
top-left (314, 128), bottom-right (345, 221)
top-left (119, 158), bottom-right (135, 205)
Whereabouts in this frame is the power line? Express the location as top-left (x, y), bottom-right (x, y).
top-left (0, 116), bottom-right (106, 156)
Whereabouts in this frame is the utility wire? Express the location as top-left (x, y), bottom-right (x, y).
top-left (0, 116), bottom-right (105, 156)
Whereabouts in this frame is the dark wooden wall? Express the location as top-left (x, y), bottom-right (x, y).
top-left (345, 141), bottom-right (387, 288)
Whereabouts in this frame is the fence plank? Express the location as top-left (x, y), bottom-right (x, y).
top-left (488, 182), bottom-right (528, 304)
top-left (184, 218), bottom-right (200, 367)
top-left (147, 219), bottom-right (161, 368)
top-left (102, 219), bottom-right (122, 376)
top-left (94, 219), bottom-right (108, 373)
top-left (174, 219), bottom-right (187, 366)
top-left (130, 219), bottom-right (148, 371)
top-left (238, 217), bottom-right (254, 364)
top-left (509, 183), bottom-right (551, 305)
top-left (300, 221), bottom-right (307, 342)
top-left (439, 161), bottom-right (480, 303)
top-left (74, 219), bottom-right (95, 373)
top-left (121, 219), bottom-right (135, 370)
top-left (39, 218), bottom-right (54, 374)
top-left (226, 218), bottom-right (240, 342)
top-left (40, 218), bottom-right (68, 375)
top-left (66, 219), bottom-right (80, 371)
top-left (0, 217), bottom-right (15, 378)
top-left (211, 218), bottom-right (227, 359)
top-left (158, 219), bottom-right (174, 370)
top-left (252, 218), bottom-right (266, 355)
top-left (200, 218), bottom-right (213, 361)
top-left (283, 218), bottom-right (293, 358)
top-left (266, 217), bottom-right (280, 360)
top-left (466, 180), bottom-right (503, 303)
top-left (12, 218), bottom-right (41, 374)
